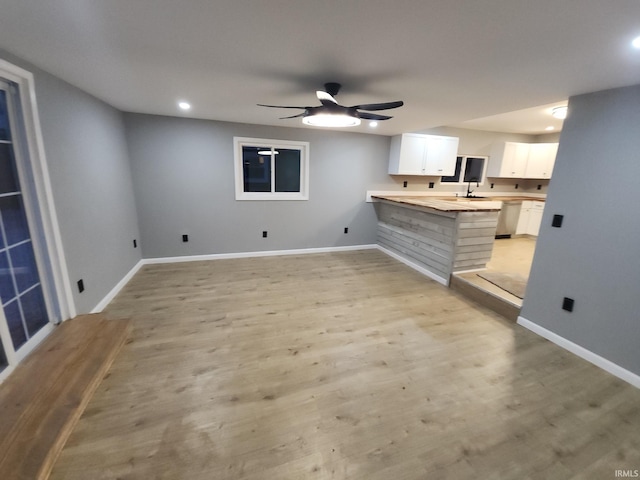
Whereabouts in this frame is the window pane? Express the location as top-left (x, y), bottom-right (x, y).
top-left (0, 90), bottom-right (10, 141)
top-left (4, 299), bottom-right (26, 350)
top-left (441, 157), bottom-right (463, 183)
top-left (0, 195), bottom-right (30, 246)
top-left (0, 250), bottom-right (16, 304)
top-left (0, 143), bottom-right (19, 194)
top-left (242, 146), bottom-right (271, 193)
top-left (463, 157), bottom-right (485, 182)
top-left (21, 285), bottom-right (48, 337)
top-left (275, 149), bottom-right (301, 192)
top-left (0, 337), bottom-right (8, 371)
top-left (8, 241), bottom-right (39, 294)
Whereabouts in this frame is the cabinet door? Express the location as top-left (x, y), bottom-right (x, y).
top-left (525, 143), bottom-right (557, 179)
top-left (526, 202), bottom-right (545, 235)
top-left (543, 143), bottom-right (558, 178)
top-left (388, 134), bottom-right (426, 175)
top-left (515, 201), bottom-right (532, 235)
top-left (503, 143), bottom-right (529, 177)
top-left (423, 136), bottom-right (458, 176)
top-left (489, 142), bottom-right (528, 178)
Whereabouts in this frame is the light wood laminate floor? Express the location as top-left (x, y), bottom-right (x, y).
top-left (50, 250), bottom-right (640, 479)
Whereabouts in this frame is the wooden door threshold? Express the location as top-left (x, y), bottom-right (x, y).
top-left (0, 314), bottom-right (131, 480)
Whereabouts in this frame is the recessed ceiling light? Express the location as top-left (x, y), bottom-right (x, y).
top-left (545, 126), bottom-right (555, 131)
top-left (178, 101), bottom-right (191, 111)
top-left (551, 106), bottom-right (568, 119)
top-left (369, 121), bottom-right (378, 128)
top-left (632, 36), bottom-right (640, 49)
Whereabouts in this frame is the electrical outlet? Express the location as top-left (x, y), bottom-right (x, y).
top-left (182, 234), bottom-right (189, 242)
top-left (552, 214), bottom-right (564, 228)
top-left (537, 184), bottom-right (542, 190)
top-left (562, 297), bottom-right (574, 312)
top-left (403, 181), bottom-right (408, 188)
top-left (344, 227), bottom-right (348, 234)
top-left (515, 183), bottom-right (519, 189)
top-left (133, 239), bottom-right (137, 248)
top-left (490, 183), bottom-right (494, 189)
top-left (77, 279), bottom-right (85, 293)
top-left (262, 231), bottom-right (268, 238)
top-left (428, 182), bottom-right (434, 189)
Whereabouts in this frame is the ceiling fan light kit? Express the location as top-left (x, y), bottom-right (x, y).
top-left (302, 113), bottom-right (361, 127)
top-left (259, 82), bottom-right (403, 128)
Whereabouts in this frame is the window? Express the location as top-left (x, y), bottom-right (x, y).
top-left (441, 156), bottom-right (487, 184)
top-left (234, 137), bottom-right (309, 200)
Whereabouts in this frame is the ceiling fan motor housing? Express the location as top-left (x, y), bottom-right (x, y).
top-left (324, 82), bottom-right (342, 97)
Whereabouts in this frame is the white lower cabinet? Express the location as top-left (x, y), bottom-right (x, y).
top-left (527, 202), bottom-right (544, 235)
top-left (516, 201), bottom-right (544, 236)
top-left (516, 201), bottom-right (532, 235)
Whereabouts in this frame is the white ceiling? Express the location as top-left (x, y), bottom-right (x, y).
top-left (453, 101), bottom-right (568, 134)
top-left (1, 0), bottom-right (639, 136)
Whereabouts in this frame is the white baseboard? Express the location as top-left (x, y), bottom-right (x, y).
top-left (517, 316), bottom-right (640, 389)
top-left (91, 245), bottom-right (378, 312)
top-left (376, 245), bottom-right (448, 286)
top-left (143, 244), bottom-right (378, 265)
top-left (90, 259), bottom-right (144, 313)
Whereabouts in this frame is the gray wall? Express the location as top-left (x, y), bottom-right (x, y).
top-left (1, 50), bottom-right (141, 314)
top-left (521, 84), bottom-right (640, 376)
top-left (368, 126), bottom-right (550, 196)
top-left (124, 113), bottom-right (390, 258)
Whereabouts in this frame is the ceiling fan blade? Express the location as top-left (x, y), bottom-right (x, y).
top-left (279, 112), bottom-right (307, 119)
top-left (257, 104), bottom-right (308, 109)
top-left (316, 90), bottom-right (338, 106)
top-left (351, 100), bottom-right (404, 111)
top-left (357, 112), bottom-right (393, 121)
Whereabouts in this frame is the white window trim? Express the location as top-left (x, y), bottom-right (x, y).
top-left (439, 155), bottom-right (488, 186)
top-left (234, 137), bottom-right (309, 201)
top-left (0, 59), bottom-right (75, 320)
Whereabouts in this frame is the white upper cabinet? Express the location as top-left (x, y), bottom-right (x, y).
top-left (422, 135), bottom-right (459, 175)
top-left (388, 133), bottom-right (459, 176)
top-left (488, 141), bottom-right (558, 179)
top-left (487, 142), bottom-right (529, 178)
top-left (524, 143), bottom-right (558, 179)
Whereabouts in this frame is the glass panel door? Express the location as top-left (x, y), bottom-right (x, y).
top-left (0, 81), bottom-right (51, 371)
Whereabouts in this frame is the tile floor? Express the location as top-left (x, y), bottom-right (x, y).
top-left (454, 236), bottom-right (537, 308)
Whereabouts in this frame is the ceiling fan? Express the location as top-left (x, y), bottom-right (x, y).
top-left (258, 82), bottom-right (403, 127)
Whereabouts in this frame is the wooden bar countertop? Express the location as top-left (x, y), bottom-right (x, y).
top-left (372, 195), bottom-right (503, 213)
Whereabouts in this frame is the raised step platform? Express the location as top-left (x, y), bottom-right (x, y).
top-left (450, 272), bottom-right (521, 322)
top-left (0, 314), bottom-right (131, 480)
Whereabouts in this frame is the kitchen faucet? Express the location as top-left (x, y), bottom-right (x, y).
top-left (466, 178), bottom-right (479, 198)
